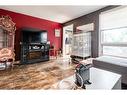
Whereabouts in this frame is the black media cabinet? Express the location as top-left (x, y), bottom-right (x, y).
top-left (21, 43), bottom-right (50, 64)
top-left (20, 27), bottom-right (49, 64)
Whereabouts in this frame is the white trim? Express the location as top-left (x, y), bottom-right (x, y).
top-left (101, 43), bottom-right (127, 47)
top-left (102, 54), bottom-right (127, 59)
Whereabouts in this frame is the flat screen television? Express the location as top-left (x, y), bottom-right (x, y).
top-left (22, 28), bottom-right (47, 43)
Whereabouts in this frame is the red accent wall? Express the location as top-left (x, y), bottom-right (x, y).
top-left (0, 9), bottom-right (62, 60)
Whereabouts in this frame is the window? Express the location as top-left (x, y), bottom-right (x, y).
top-left (100, 6), bottom-right (127, 58)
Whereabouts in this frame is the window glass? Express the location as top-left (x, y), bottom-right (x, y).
top-left (0, 29), bottom-right (8, 48)
top-left (102, 28), bottom-right (127, 43)
top-left (0, 29), bottom-right (4, 48)
top-left (103, 46), bottom-right (127, 57)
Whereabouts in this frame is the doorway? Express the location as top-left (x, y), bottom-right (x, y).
top-left (63, 24), bottom-right (73, 57)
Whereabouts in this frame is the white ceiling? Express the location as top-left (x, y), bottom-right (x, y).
top-left (0, 6), bottom-right (106, 23)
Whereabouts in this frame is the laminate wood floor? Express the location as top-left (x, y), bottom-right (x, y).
top-left (0, 60), bottom-right (75, 89)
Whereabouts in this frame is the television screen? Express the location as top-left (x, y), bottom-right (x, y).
top-left (30, 32), bottom-right (47, 43)
top-left (22, 28), bottom-right (47, 43)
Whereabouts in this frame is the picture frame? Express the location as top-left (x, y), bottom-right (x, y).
top-left (55, 29), bottom-right (60, 37)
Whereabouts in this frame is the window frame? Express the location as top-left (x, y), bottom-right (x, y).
top-left (99, 7), bottom-right (127, 58)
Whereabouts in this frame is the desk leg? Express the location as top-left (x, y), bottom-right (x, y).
top-left (113, 77), bottom-right (121, 89)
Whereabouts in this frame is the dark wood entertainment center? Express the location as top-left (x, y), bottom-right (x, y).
top-left (20, 28), bottom-right (50, 64)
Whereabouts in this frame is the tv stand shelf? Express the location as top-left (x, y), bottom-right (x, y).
top-left (21, 43), bottom-right (50, 64)
top-left (28, 43), bottom-right (47, 45)
top-left (29, 49), bottom-right (45, 52)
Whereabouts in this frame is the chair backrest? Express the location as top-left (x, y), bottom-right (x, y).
top-left (0, 48), bottom-right (15, 61)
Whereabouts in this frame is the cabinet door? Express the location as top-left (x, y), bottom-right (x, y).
top-left (0, 29), bottom-right (8, 48)
top-left (72, 32), bottom-right (91, 57)
top-left (83, 32), bottom-right (91, 57)
top-left (72, 35), bottom-right (78, 55)
top-left (78, 34), bottom-right (83, 57)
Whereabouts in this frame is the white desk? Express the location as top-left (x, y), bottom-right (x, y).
top-left (56, 56), bottom-right (71, 70)
top-left (52, 67), bottom-right (121, 89)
